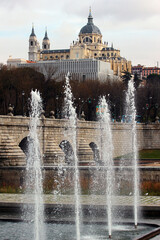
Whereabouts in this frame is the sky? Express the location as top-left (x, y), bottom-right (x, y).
top-left (0, 0), bottom-right (160, 66)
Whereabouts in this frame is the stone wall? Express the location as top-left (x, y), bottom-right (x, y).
top-left (0, 116), bottom-right (160, 167)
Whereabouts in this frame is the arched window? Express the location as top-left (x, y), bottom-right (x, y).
top-left (19, 137), bottom-right (28, 156)
top-left (83, 37), bottom-right (92, 43)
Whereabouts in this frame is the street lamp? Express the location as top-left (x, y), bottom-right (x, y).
top-left (22, 91), bottom-right (25, 116)
top-left (155, 103), bottom-right (159, 122)
top-left (56, 95), bottom-right (59, 118)
top-left (79, 98), bottom-right (86, 119)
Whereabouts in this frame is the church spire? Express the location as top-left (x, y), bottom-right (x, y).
top-left (89, 6), bottom-right (92, 17)
top-left (42, 27), bottom-right (50, 50)
top-left (88, 7), bottom-right (93, 24)
top-left (30, 23), bottom-right (36, 37)
top-left (43, 27), bottom-right (49, 40)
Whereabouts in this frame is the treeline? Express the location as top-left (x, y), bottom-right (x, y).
top-left (0, 65), bottom-right (160, 122)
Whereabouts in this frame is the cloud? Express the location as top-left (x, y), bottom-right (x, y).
top-left (0, 0), bottom-right (31, 10)
top-left (0, 0), bottom-right (159, 66)
top-left (72, 0), bottom-right (159, 18)
top-left (62, 0), bottom-right (160, 29)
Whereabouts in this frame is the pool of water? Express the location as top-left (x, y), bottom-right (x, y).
top-left (0, 221), bottom-right (156, 240)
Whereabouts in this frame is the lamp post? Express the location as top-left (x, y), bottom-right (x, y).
top-left (78, 98), bottom-right (85, 119)
top-left (155, 103), bottom-right (159, 122)
top-left (22, 91), bottom-right (25, 116)
top-left (56, 95), bottom-right (59, 118)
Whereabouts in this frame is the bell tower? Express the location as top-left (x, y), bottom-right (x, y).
top-left (28, 24), bottom-right (39, 61)
top-left (42, 28), bottom-right (50, 50)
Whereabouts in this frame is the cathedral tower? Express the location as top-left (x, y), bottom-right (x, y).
top-left (28, 25), bottom-right (39, 61)
top-left (42, 28), bottom-right (50, 50)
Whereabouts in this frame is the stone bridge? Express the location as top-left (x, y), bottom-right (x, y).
top-left (0, 115), bottom-right (160, 167)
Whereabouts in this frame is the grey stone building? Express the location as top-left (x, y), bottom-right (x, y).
top-left (19, 58), bottom-right (114, 81)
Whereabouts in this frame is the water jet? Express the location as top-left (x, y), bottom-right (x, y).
top-left (0, 77), bottom-right (159, 240)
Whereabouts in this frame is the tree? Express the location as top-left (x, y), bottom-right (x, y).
top-left (121, 71), bottom-right (132, 88)
top-left (33, 64), bottom-right (58, 82)
top-left (146, 74), bottom-right (160, 121)
top-left (0, 67), bottom-right (45, 115)
top-left (133, 73), bottom-right (142, 89)
top-left (147, 73), bottom-right (160, 84)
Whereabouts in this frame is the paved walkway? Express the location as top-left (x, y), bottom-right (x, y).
top-left (0, 194), bottom-right (160, 207)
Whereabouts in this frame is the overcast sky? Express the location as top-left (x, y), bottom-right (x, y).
top-left (0, 0), bottom-right (160, 66)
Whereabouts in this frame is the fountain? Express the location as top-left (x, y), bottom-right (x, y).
top-left (23, 90), bottom-right (45, 240)
top-left (0, 78), bottom-right (159, 240)
top-left (63, 73), bottom-right (81, 240)
top-left (125, 78), bottom-right (139, 228)
top-left (98, 96), bottom-right (114, 238)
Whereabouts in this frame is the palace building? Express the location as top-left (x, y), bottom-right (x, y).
top-left (28, 9), bottom-right (131, 77)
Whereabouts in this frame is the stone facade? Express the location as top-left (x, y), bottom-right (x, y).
top-left (0, 116), bottom-right (160, 190)
top-left (0, 116), bottom-right (159, 167)
top-left (20, 59), bottom-right (114, 82)
top-left (28, 10), bottom-right (131, 77)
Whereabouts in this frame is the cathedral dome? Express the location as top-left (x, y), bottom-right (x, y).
top-left (79, 10), bottom-right (101, 35)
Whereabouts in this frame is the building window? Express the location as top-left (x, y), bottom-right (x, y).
top-left (31, 41), bottom-right (33, 46)
top-left (76, 52), bottom-right (79, 59)
top-left (66, 55), bottom-right (69, 59)
top-left (94, 53), bottom-right (97, 56)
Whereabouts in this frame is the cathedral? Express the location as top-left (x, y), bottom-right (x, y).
top-left (28, 9), bottom-right (131, 76)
